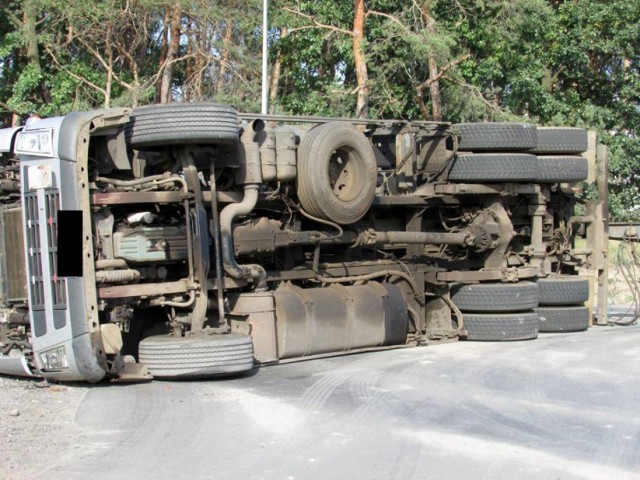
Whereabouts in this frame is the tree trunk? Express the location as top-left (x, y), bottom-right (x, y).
top-left (423, 1), bottom-right (442, 121)
top-left (427, 49), bottom-right (442, 121)
top-left (155, 7), bottom-right (171, 103)
top-left (216, 19), bottom-right (233, 94)
top-left (22, 0), bottom-right (50, 105)
top-left (352, 0), bottom-right (368, 119)
top-left (269, 28), bottom-right (287, 114)
top-left (185, 18), bottom-right (193, 102)
top-left (160, 2), bottom-right (181, 104)
top-left (104, 24), bottom-right (113, 108)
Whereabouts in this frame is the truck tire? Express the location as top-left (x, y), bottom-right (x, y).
top-left (532, 127), bottom-right (588, 154)
top-left (448, 153), bottom-right (538, 182)
top-left (297, 122), bottom-right (377, 224)
top-left (537, 156), bottom-right (589, 183)
top-left (461, 312), bottom-right (539, 341)
top-left (537, 275), bottom-right (589, 305)
top-left (536, 306), bottom-right (590, 333)
top-left (128, 103), bottom-right (239, 149)
top-left (451, 281), bottom-right (539, 312)
top-left (138, 333), bottom-right (254, 379)
top-left (454, 122), bottom-right (537, 151)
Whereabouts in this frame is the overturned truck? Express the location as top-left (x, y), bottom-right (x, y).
top-left (0, 104), bottom-right (608, 382)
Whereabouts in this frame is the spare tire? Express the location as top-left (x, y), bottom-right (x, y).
top-left (138, 333), bottom-right (254, 379)
top-left (533, 127), bottom-right (588, 154)
top-left (128, 103), bottom-right (239, 149)
top-left (448, 153), bottom-right (538, 182)
top-left (454, 122), bottom-right (537, 151)
top-left (297, 122), bottom-right (377, 224)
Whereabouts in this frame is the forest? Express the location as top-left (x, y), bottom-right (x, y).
top-left (0, 0), bottom-right (638, 219)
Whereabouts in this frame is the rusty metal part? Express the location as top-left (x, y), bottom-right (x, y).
top-left (357, 230), bottom-right (471, 246)
top-left (219, 185), bottom-right (266, 285)
top-left (178, 149), bottom-right (210, 333)
top-left (436, 267), bottom-right (539, 283)
top-left (0, 180), bottom-right (20, 193)
top-left (432, 183), bottom-right (540, 196)
top-left (529, 193), bottom-right (548, 271)
top-left (91, 190), bottom-right (242, 205)
top-left (97, 279), bottom-right (190, 299)
top-left (425, 297), bottom-right (458, 340)
top-left (0, 309), bottom-right (29, 325)
top-left (95, 269), bottom-right (141, 284)
top-left (209, 160), bottom-right (228, 330)
top-left (228, 292), bottom-right (277, 363)
top-left (479, 199), bottom-right (515, 270)
top-left (95, 259), bottom-right (128, 270)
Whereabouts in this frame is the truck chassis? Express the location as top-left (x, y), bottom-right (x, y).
top-left (0, 104), bottom-right (608, 382)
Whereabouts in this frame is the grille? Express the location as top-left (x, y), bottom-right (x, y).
top-left (24, 190), bottom-right (67, 310)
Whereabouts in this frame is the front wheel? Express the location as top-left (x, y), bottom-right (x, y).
top-left (138, 333), bottom-right (254, 379)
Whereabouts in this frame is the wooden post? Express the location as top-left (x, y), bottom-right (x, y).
top-left (596, 143), bottom-right (609, 325)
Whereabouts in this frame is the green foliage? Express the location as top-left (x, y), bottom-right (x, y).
top-left (0, 0), bottom-right (638, 220)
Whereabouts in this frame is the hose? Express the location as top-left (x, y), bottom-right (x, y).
top-left (219, 185), bottom-right (266, 285)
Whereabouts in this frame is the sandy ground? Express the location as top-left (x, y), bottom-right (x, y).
top-left (0, 376), bottom-right (88, 479)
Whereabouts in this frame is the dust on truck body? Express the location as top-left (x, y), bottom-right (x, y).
top-left (0, 104), bottom-right (607, 382)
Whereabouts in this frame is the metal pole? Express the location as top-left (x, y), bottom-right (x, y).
top-left (261, 0), bottom-right (268, 114)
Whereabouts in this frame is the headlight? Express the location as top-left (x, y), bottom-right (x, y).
top-left (15, 128), bottom-right (53, 157)
top-left (39, 345), bottom-right (69, 371)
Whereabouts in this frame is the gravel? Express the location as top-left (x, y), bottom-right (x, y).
top-left (0, 376), bottom-right (87, 479)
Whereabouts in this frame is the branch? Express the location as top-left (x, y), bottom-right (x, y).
top-left (44, 46), bottom-right (107, 97)
top-left (145, 53), bottom-right (198, 88)
top-left (365, 10), bottom-right (411, 33)
top-left (417, 53), bottom-right (471, 91)
top-left (6, 10), bottom-right (22, 28)
top-left (0, 100), bottom-right (19, 115)
top-left (443, 75), bottom-right (503, 113)
top-left (282, 7), bottom-right (353, 36)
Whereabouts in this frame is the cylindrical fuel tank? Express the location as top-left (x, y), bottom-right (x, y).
top-left (274, 282), bottom-right (408, 359)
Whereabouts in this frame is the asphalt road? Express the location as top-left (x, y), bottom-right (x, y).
top-left (21, 323), bottom-right (640, 479)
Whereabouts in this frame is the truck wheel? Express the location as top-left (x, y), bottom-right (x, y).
top-left (537, 275), bottom-right (589, 305)
top-left (537, 156), bottom-right (588, 183)
top-left (454, 122), bottom-right (537, 151)
top-left (451, 281), bottom-right (539, 312)
top-left (461, 312), bottom-right (539, 341)
top-left (448, 153), bottom-right (538, 182)
top-left (297, 122), bottom-right (377, 224)
top-left (532, 127), bottom-right (588, 154)
top-left (536, 306), bottom-right (590, 333)
top-left (128, 103), bottom-right (239, 149)
top-left (138, 333), bottom-right (254, 379)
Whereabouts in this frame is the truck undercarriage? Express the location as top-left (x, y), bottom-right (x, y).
top-left (0, 104), bottom-right (608, 382)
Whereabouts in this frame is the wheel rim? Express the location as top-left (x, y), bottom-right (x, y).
top-left (327, 145), bottom-right (364, 202)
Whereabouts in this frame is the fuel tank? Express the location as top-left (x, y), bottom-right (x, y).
top-left (274, 282), bottom-right (408, 359)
